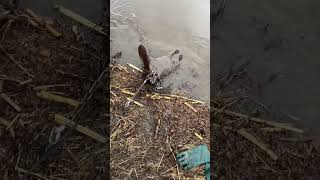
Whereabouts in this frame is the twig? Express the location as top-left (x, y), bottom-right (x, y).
top-left (121, 89), bottom-right (135, 96)
top-left (56, 5), bottom-right (107, 36)
top-left (253, 150), bottom-right (276, 173)
top-left (66, 147), bottom-right (83, 172)
top-left (33, 84), bottom-right (70, 90)
top-left (260, 127), bottom-right (284, 132)
top-left (6, 113), bottom-right (19, 131)
top-left (26, 9), bottom-right (62, 37)
top-left (36, 91), bottom-right (80, 107)
top-left (133, 168), bottom-right (138, 179)
top-left (0, 75), bottom-right (22, 84)
top-left (70, 68), bottom-right (108, 121)
top-left (55, 70), bottom-right (93, 81)
top-left (177, 165), bottom-right (181, 180)
top-left (155, 117), bottom-right (161, 139)
top-left (125, 168), bottom-right (133, 180)
top-left (170, 94), bottom-right (205, 104)
top-left (127, 97), bottom-right (144, 107)
top-left (157, 154), bottom-right (164, 172)
top-left (160, 165), bottom-right (177, 175)
top-left (0, 93), bottom-right (21, 112)
top-left (212, 107), bottom-right (303, 133)
top-left (19, 79), bottom-right (33, 86)
top-left (110, 91), bottom-right (117, 97)
top-left (32, 69), bottom-right (109, 170)
top-left (0, 117), bottom-right (15, 138)
top-left (15, 166), bottom-right (50, 180)
top-left (184, 102), bottom-right (197, 113)
top-left (194, 132), bottom-right (204, 140)
top-left (54, 114), bottom-right (106, 143)
top-left (237, 128), bottom-right (278, 161)
top-left (127, 63), bottom-right (143, 73)
top-left (0, 45), bottom-right (34, 77)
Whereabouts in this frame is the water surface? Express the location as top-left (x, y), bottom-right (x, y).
top-left (111, 0), bottom-right (210, 103)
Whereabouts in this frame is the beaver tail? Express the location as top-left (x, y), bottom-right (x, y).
top-left (138, 45), bottom-right (150, 73)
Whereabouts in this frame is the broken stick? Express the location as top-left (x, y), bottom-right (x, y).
top-left (0, 93), bottom-right (21, 112)
top-left (36, 91), bottom-right (80, 107)
top-left (127, 97), bottom-right (144, 107)
top-left (56, 5), bottom-right (107, 36)
top-left (54, 114), bottom-right (106, 143)
top-left (127, 63), bottom-right (143, 73)
top-left (0, 46), bottom-right (34, 77)
top-left (211, 107), bottom-right (303, 133)
top-left (0, 117), bottom-right (15, 138)
top-left (184, 102), bottom-right (197, 113)
top-left (19, 79), bottom-right (33, 86)
top-left (237, 128), bottom-right (278, 161)
top-left (26, 9), bottom-right (62, 38)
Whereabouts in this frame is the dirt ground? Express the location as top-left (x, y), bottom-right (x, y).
top-left (211, 67), bottom-right (320, 179)
top-left (110, 63), bottom-right (210, 179)
top-left (0, 3), bottom-right (108, 179)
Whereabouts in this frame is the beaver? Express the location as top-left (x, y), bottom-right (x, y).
top-left (138, 45), bottom-right (183, 86)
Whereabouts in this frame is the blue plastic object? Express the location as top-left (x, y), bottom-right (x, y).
top-left (176, 144), bottom-right (210, 180)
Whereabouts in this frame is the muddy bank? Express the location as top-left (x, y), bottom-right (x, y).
top-left (110, 62), bottom-right (210, 179)
top-left (211, 66), bottom-right (320, 179)
top-left (213, 0), bottom-right (320, 136)
top-left (0, 3), bottom-right (107, 179)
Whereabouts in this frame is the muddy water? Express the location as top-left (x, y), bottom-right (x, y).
top-left (111, 0), bottom-right (210, 103)
top-left (214, 0), bottom-right (320, 135)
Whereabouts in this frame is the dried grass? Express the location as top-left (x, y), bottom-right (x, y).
top-left (110, 63), bottom-right (210, 179)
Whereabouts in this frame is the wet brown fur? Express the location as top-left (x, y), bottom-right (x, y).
top-left (138, 45), bottom-right (151, 73)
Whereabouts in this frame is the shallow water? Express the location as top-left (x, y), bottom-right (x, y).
top-left (110, 0), bottom-right (210, 103)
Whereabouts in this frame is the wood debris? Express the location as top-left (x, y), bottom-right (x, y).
top-left (36, 91), bottom-right (80, 107)
top-left (237, 128), bottom-right (278, 161)
top-left (127, 97), bottom-right (144, 107)
top-left (15, 167), bottom-right (50, 180)
top-left (184, 102), bottom-right (197, 113)
top-left (0, 117), bottom-right (15, 138)
top-left (26, 9), bottom-right (62, 38)
top-left (56, 5), bottom-right (107, 36)
top-left (0, 93), bottom-right (21, 112)
top-left (212, 107), bottom-right (303, 133)
top-left (127, 63), bottom-right (143, 73)
top-left (111, 91), bottom-right (117, 97)
top-left (147, 93), bottom-right (173, 100)
top-left (121, 89), bottom-right (135, 96)
top-left (117, 64), bottom-right (129, 73)
top-left (194, 132), bottom-right (204, 140)
top-left (0, 45), bottom-right (34, 77)
top-left (170, 94), bottom-right (205, 104)
top-left (19, 79), bottom-right (33, 86)
top-left (54, 114), bottom-right (106, 143)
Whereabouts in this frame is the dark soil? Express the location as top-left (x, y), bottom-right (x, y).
top-left (0, 4), bottom-right (108, 179)
top-left (211, 61), bottom-right (320, 179)
top-left (110, 63), bottom-right (210, 179)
